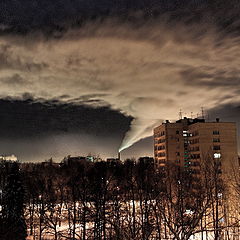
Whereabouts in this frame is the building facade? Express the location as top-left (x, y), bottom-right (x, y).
top-left (154, 117), bottom-right (238, 175)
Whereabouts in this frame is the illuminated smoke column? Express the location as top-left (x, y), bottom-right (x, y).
top-left (119, 119), bottom-right (161, 152)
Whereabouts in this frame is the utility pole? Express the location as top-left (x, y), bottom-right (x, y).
top-left (201, 107), bottom-right (205, 119)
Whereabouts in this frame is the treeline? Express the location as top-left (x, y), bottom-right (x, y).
top-left (0, 157), bottom-right (240, 240)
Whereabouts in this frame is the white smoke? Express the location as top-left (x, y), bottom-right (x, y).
top-left (0, 19), bottom-right (240, 152)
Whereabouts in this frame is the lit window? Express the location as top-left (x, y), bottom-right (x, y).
top-left (183, 131), bottom-right (188, 136)
top-left (218, 193), bottom-right (223, 198)
top-left (214, 153), bottom-right (221, 159)
top-left (185, 209), bottom-right (194, 215)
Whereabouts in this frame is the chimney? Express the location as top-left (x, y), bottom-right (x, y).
top-left (216, 118), bottom-right (220, 122)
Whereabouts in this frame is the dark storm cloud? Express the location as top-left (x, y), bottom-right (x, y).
top-left (0, 15), bottom-right (239, 151)
top-left (0, 98), bottom-right (132, 161)
top-left (209, 103), bottom-right (240, 121)
top-left (0, 0), bottom-right (240, 34)
top-left (0, 98), bottom-right (132, 139)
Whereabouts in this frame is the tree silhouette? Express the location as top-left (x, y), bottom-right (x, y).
top-left (0, 161), bottom-right (27, 240)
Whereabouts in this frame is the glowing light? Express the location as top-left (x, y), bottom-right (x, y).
top-left (214, 153), bottom-right (221, 158)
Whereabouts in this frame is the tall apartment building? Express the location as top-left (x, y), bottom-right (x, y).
top-left (153, 117), bottom-right (238, 175)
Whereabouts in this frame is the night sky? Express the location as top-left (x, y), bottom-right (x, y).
top-left (0, 0), bottom-right (239, 161)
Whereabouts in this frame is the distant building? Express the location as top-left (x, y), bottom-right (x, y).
top-left (154, 117), bottom-right (238, 175)
top-left (106, 158), bottom-right (120, 164)
top-left (62, 155), bottom-right (96, 165)
top-left (41, 158), bottom-right (60, 167)
top-left (0, 155), bottom-right (17, 162)
top-left (138, 157), bottom-right (154, 165)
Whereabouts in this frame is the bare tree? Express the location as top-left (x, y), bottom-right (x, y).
top-left (156, 162), bottom-right (214, 240)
